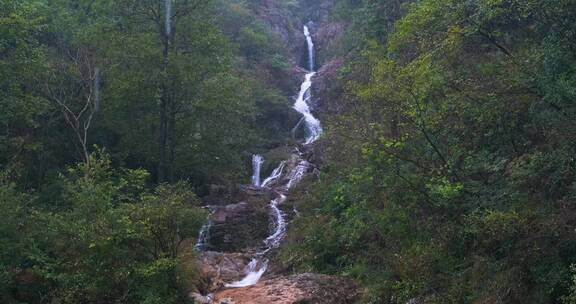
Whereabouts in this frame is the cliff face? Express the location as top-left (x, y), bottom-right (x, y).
top-left (300, 0), bottom-right (336, 23)
top-left (256, 0), bottom-right (303, 62)
top-left (254, 0), bottom-right (345, 69)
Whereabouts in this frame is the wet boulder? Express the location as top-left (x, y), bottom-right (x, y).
top-left (213, 273), bottom-right (361, 304)
top-left (197, 251), bottom-right (254, 291)
top-left (209, 200), bottom-right (271, 252)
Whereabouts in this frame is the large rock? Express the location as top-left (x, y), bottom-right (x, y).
top-left (301, 0), bottom-right (335, 24)
top-left (312, 58), bottom-right (345, 111)
top-left (209, 201), bottom-right (271, 252)
top-left (312, 22), bottom-right (346, 68)
top-left (212, 273), bottom-right (361, 304)
top-left (258, 0), bottom-right (304, 58)
top-left (198, 251), bottom-right (254, 292)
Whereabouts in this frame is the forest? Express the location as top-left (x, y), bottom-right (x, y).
top-left (1, 0), bottom-right (576, 303)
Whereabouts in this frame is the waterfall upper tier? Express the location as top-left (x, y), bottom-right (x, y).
top-left (293, 72), bottom-right (323, 144)
top-left (304, 25), bottom-right (315, 71)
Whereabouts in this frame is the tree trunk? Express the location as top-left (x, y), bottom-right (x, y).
top-left (158, 30), bottom-right (170, 183)
top-left (168, 102), bottom-right (177, 183)
top-left (159, 93), bottom-right (169, 183)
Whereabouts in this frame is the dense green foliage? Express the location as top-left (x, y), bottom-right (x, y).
top-left (282, 0), bottom-right (576, 303)
top-left (0, 0), bottom-right (295, 302)
top-left (4, 0), bottom-right (576, 302)
top-left (1, 153), bottom-right (206, 303)
top-left (0, 0), bottom-right (294, 189)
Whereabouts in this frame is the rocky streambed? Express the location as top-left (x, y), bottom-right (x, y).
top-left (212, 273), bottom-right (360, 304)
top-left (190, 3), bottom-right (359, 303)
top-left (191, 148), bottom-right (360, 304)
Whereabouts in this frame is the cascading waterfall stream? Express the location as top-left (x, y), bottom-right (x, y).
top-left (264, 194), bottom-right (288, 249)
top-left (304, 25), bottom-right (315, 71)
top-left (207, 23), bottom-right (323, 289)
top-left (293, 25), bottom-right (323, 144)
top-left (251, 154), bottom-right (264, 186)
top-left (195, 219), bottom-right (213, 251)
top-left (195, 206), bottom-right (216, 251)
top-left (294, 73), bottom-right (323, 144)
top-left (261, 161), bottom-right (286, 188)
top-left (224, 258), bottom-right (268, 288)
top-left (286, 160), bottom-right (310, 190)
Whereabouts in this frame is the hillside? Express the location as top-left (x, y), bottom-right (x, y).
top-left (2, 0), bottom-right (576, 304)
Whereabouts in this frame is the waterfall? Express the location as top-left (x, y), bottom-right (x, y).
top-left (293, 73), bottom-right (323, 144)
top-left (292, 25), bottom-right (322, 144)
top-left (195, 206), bottom-right (215, 251)
top-left (264, 194), bottom-right (288, 249)
top-left (286, 161), bottom-right (310, 190)
top-left (225, 194), bottom-right (286, 288)
top-left (225, 258), bottom-right (268, 288)
top-left (195, 219), bottom-right (213, 251)
top-left (304, 25), bottom-right (315, 71)
top-left (223, 23), bottom-right (322, 289)
top-left (261, 161), bottom-right (286, 188)
top-left (251, 154), bottom-right (264, 186)
top-left (165, 0), bottom-right (172, 36)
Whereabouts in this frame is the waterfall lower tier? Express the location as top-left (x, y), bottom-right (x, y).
top-left (195, 220), bottom-right (213, 251)
top-left (223, 186), bottom-right (288, 288)
top-left (262, 161), bottom-right (286, 188)
top-left (264, 194), bottom-right (288, 250)
top-left (225, 159), bottom-right (308, 288)
top-left (195, 206), bottom-right (216, 251)
top-left (286, 160), bottom-right (310, 190)
top-left (225, 258), bottom-right (268, 288)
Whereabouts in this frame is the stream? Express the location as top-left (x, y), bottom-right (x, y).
top-left (194, 22), bottom-right (323, 298)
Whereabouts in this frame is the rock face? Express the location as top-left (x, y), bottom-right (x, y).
top-left (213, 273), bottom-right (361, 304)
top-left (300, 0), bottom-right (335, 24)
top-left (257, 0), bottom-right (303, 59)
top-left (312, 22), bottom-right (346, 68)
top-left (209, 200), bottom-right (271, 252)
top-left (198, 251), bottom-right (254, 292)
top-left (311, 58), bottom-right (345, 111)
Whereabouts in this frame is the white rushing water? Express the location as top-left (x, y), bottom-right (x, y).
top-left (195, 206), bottom-right (216, 251)
top-left (304, 25), bottom-right (315, 71)
top-left (225, 193), bottom-right (287, 288)
top-left (264, 194), bottom-right (288, 249)
top-left (293, 25), bottom-right (322, 144)
top-left (286, 160), bottom-right (310, 190)
top-left (251, 154), bottom-right (264, 186)
top-left (225, 258), bottom-right (268, 288)
top-left (294, 73), bottom-right (323, 144)
top-left (261, 161), bottom-right (286, 188)
top-left (194, 219), bottom-right (213, 251)
top-left (224, 24), bottom-right (322, 289)
top-left (165, 0), bottom-right (172, 36)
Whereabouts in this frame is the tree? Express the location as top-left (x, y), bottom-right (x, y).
top-left (115, 0), bottom-right (211, 182)
top-left (26, 153), bottom-right (206, 303)
top-left (282, 0), bottom-right (576, 302)
top-left (0, 0), bottom-right (49, 182)
top-left (44, 47), bottom-right (101, 165)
